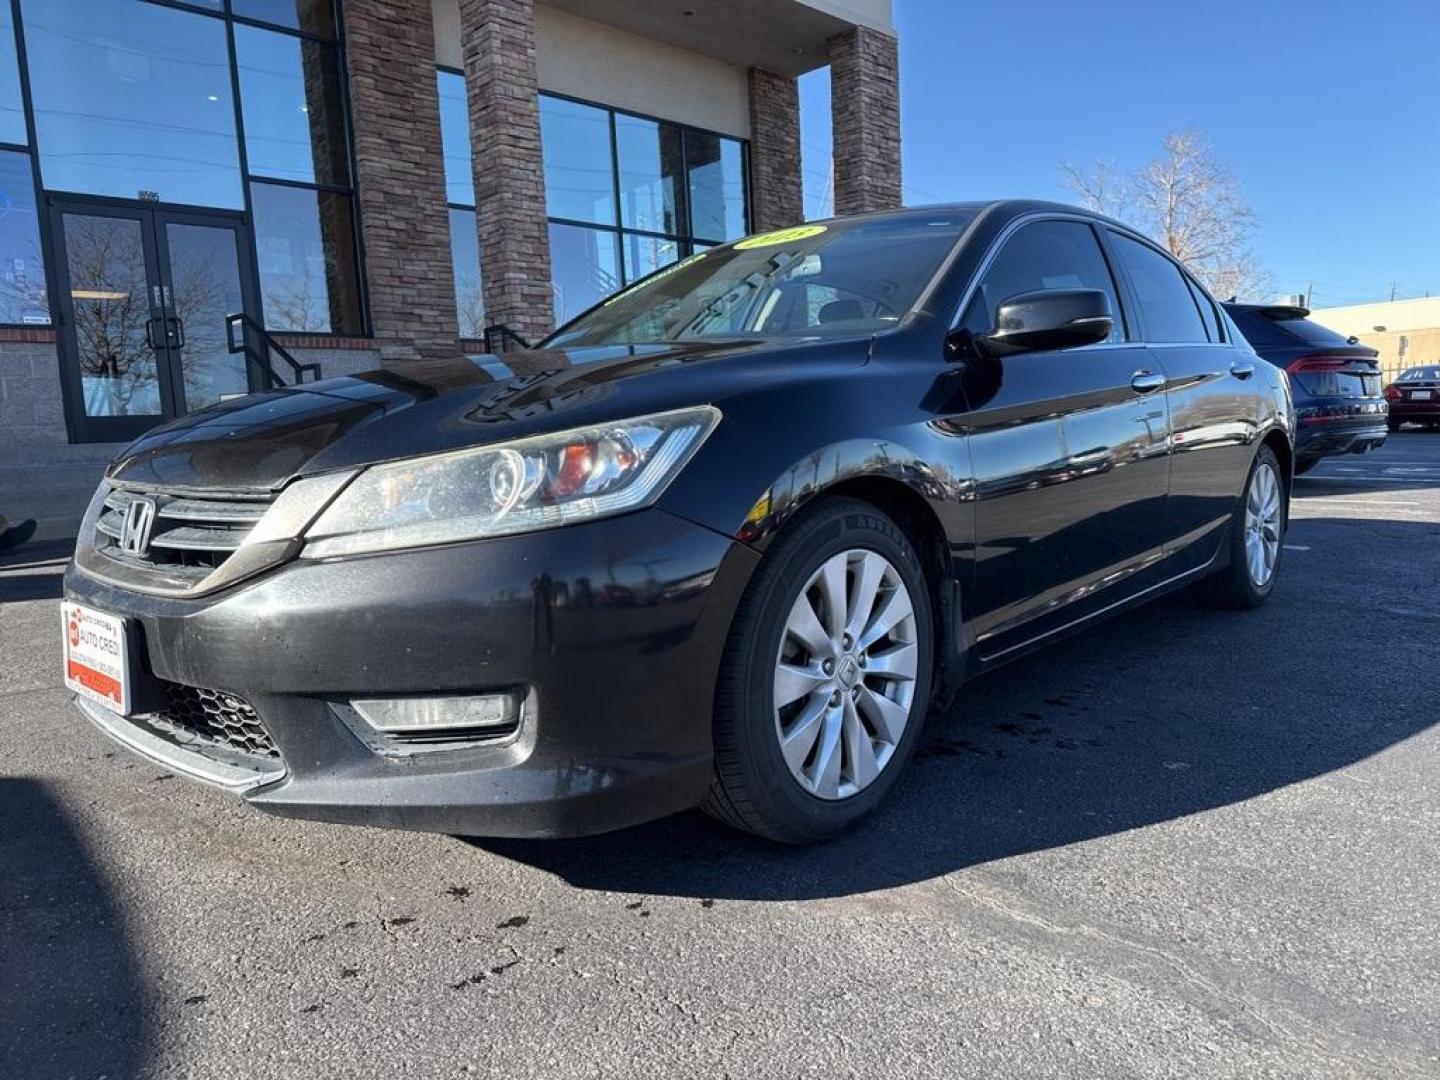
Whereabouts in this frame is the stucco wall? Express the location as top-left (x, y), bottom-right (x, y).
top-left (432, 0), bottom-right (750, 137)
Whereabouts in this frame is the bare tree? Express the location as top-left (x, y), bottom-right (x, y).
top-left (1062, 132), bottom-right (1273, 301)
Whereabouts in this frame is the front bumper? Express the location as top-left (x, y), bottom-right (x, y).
top-left (65, 508), bottom-right (758, 837)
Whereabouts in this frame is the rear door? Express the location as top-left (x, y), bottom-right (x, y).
top-left (1105, 231), bottom-right (1257, 571)
top-left (957, 217), bottom-right (1171, 656)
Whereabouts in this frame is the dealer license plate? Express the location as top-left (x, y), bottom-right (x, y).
top-left (61, 601), bottom-right (131, 715)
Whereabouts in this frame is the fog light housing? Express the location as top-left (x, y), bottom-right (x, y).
top-left (351, 692), bottom-right (520, 743)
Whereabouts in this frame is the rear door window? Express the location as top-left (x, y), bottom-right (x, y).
top-left (1109, 233), bottom-right (1209, 343)
top-left (961, 219), bottom-right (1125, 342)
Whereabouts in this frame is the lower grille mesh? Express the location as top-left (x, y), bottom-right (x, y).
top-left (159, 683), bottom-right (280, 760)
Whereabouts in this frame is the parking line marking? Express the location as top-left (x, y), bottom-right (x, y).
top-left (1283, 544), bottom-right (1311, 551)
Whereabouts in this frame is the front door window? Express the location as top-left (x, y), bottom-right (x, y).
top-left (53, 202), bottom-right (258, 442)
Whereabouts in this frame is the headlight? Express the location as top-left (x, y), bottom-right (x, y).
top-left (302, 406), bottom-right (720, 557)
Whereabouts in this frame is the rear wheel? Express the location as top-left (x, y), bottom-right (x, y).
top-left (1196, 444), bottom-right (1285, 610)
top-left (704, 497), bottom-right (934, 844)
top-left (1387, 418), bottom-right (1402, 433)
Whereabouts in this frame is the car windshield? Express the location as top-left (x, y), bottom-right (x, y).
top-left (545, 212), bottom-right (977, 348)
top-left (1399, 366), bottom-right (1440, 381)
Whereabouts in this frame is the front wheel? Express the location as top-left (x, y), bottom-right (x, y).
top-left (704, 497), bottom-right (935, 844)
top-left (1196, 444), bottom-right (1286, 610)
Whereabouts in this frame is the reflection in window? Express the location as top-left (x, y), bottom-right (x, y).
top-left (62, 214), bottom-right (161, 417)
top-left (165, 222), bottom-right (249, 409)
top-left (0, 6), bottom-right (26, 145)
top-left (450, 208), bottom-right (484, 338)
top-left (616, 114), bottom-right (683, 236)
top-left (235, 25), bottom-right (348, 186)
top-left (622, 232), bottom-right (680, 285)
top-left (540, 96), bottom-right (615, 226)
top-left (549, 222), bottom-right (620, 327)
top-left (230, 0), bottom-right (336, 38)
top-left (686, 131), bottom-right (746, 242)
top-left (251, 181), bottom-right (362, 334)
top-left (437, 70), bottom-right (473, 206)
top-left (23, 0), bottom-right (243, 208)
top-left (0, 151), bottom-right (50, 324)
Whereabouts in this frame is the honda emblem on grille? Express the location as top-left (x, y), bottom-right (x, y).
top-left (118, 497), bottom-right (157, 556)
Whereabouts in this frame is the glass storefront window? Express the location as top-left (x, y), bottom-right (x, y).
top-left (235, 25), bottom-right (348, 186)
top-left (540, 96), bottom-right (615, 226)
top-left (616, 114), bottom-right (683, 237)
top-left (251, 181), bottom-right (361, 334)
top-left (23, 0), bottom-right (243, 208)
top-left (549, 222), bottom-right (620, 327)
top-left (0, 7), bottom-right (26, 145)
top-left (450, 207), bottom-right (484, 338)
top-left (437, 70), bottom-right (473, 206)
top-left (0, 150), bottom-right (49, 324)
top-left (231, 0), bottom-right (337, 39)
top-left (536, 92), bottom-right (751, 305)
top-left (686, 131), bottom-right (746, 243)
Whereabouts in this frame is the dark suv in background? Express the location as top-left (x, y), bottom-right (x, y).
top-left (1224, 303), bottom-right (1387, 475)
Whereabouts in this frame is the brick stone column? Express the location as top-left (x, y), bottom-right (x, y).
top-left (747, 68), bottom-right (803, 231)
top-left (343, 1), bottom-right (459, 359)
top-left (828, 27), bottom-right (902, 215)
top-left (459, 0), bottom-right (554, 345)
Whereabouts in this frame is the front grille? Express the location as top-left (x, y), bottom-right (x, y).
top-left (94, 487), bottom-right (273, 586)
top-left (152, 683), bottom-right (280, 760)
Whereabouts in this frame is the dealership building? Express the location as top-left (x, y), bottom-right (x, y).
top-left (0, 0), bottom-right (901, 538)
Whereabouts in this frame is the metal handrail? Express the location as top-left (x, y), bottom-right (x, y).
top-left (225, 312), bottom-right (323, 389)
top-left (483, 323), bottom-right (533, 354)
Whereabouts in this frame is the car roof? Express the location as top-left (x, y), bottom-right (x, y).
top-left (812, 199), bottom-right (1137, 235)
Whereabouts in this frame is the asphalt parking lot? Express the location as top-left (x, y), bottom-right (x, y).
top-left (3, 432), bottom-right (1438, 1079)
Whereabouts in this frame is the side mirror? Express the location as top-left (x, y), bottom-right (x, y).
top-left (964, 289), bottom-right (1114, 359)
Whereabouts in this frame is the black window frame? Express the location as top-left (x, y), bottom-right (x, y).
top-left (537, 89), bottom-right (751, 288)
top-left (10, 0), bottom-right (369, 338)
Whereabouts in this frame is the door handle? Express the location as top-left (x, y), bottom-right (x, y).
top-left (1130, 370), bottom-right (1167, 394)
top-left (145, 316), bottom-right (166, 351)
top-left (166, 316), bottom-right (185, 348)
top-left (1230, 361), bottom-right (1255, 380)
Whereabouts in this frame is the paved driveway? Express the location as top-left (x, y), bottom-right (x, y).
top-left (3, 433), bottom-right (1438, 1079)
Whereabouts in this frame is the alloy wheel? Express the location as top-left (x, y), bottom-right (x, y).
top-left (772, 549), bottom-right (919, 801)
top-left (1244, 461), bottom-right (1282, 587)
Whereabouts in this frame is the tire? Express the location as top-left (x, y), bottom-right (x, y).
top-left (1293, 457), bottom-right (1318, 476)
top-left (1387, 418), bottom-right (1402, 433)
top-left (703, 497), bottom-right (935, 844)
top-left (1196, 444), bottom-right (1286, 610)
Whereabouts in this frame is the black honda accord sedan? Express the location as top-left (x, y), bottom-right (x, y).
top-left (63, 201), bottom-right (1293, 844)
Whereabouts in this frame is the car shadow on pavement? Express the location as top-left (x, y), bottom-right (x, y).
top-left (0, 779), bottom-right (148, 1078)
top-left (474, 518), bottom-right (1437, 901)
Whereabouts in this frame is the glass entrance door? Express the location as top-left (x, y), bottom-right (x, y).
top-left (51, 200), bottom-right (259, 443)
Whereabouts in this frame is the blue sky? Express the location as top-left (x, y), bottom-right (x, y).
top-left (799, 0), bottom-right (1440, 307)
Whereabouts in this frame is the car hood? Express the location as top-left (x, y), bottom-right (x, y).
top-left (107, 338), bottom-right (861, 493)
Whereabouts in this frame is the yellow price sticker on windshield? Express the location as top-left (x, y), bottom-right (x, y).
top-left (733, 225), bottom-right (828, 250)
